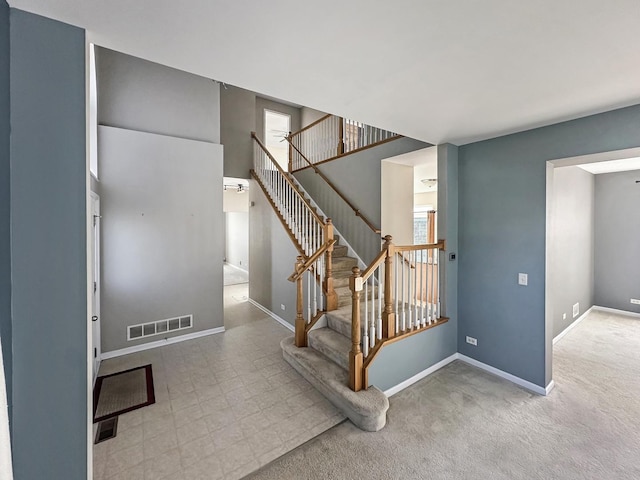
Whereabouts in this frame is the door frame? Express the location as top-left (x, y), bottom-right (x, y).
top-left (90, 191), bottom-right (101, 384)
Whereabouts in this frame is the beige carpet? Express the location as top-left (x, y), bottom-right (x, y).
top-left (247, 309), bottom-right (640, 479)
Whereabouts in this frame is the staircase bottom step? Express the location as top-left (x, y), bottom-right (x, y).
top-left (281, 336), bottom-right (389, 432)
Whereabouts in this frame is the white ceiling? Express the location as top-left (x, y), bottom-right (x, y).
top-left (383, 147), bottom-right (438, 193)
top-left (577, 157), bottom-right (640, 174)
top-left (11, 0), bottom-right (640, 145)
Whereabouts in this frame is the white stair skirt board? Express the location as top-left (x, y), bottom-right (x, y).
top-left (553, 306), bottom-right (595, 345)
top-left (592, 305), bottom-right (640, 319)
top-left (248, 299), bottom-right (295, 333)
top-left (384, 353), bottom-right (458, 397)
top-left (101, 327), bottom-right (225, 360)
top-left (457, 354), bottom-right (554, 396)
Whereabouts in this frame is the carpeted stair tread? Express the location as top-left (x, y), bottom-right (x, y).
top-left (333, 256), bottom-right (358, 272)
top-left (332, 245), bottom-right (348, 258)
top-left (326, 306), bottom-right (353, 338)
top-left (307, 328), bottom-right (350, 371)
top-left (281, 336), bottom-right (388, 432)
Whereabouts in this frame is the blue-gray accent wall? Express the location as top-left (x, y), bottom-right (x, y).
top-left (458, 104), bottom-right (640, 388)
top-left (10, 10), bottom-right (87, 479)
top-left (0, 0), bottom-right (11, 417)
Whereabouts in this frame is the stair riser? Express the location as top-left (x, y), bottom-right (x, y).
top-left (327, 313), bottom-right (352, 338)
top-left (308, 332), bottom-right (350, 371)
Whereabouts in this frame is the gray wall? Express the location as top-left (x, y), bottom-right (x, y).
top-left (0, 0), bottom-right (10, 415)
top-left (225, 212), bottom-right (249, 271)
top-left (594, 169), bottom-right (640, 313)
top-left (96, 47), bottom-right (220, 143)
top-left (295, 137), bottom-right (430, 263)
top-left (220, 85), bottom-right (256, 179)
top-left (301, 107), bottom-right (328, 128)
top-left (458, 104), bottom-right (640, 389)
top-left (10, 9), bottom-right (87, 479)
top-left (220, 86), bottom-right (304, 179)
top-left (550, 166), bottom-right (595, 337)
top-left (369, 144), bottom-right (459, 390)
top-left (248, 179), bottom-right (299, 326)
top-left (99, 126), bottom-right (224, 353)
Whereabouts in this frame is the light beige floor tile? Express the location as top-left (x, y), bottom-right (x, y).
top-left (182, 454), bottom-right (224, 480)
top-left (103, 443), bottom-right (144, 478)
top-left (179, 434), bottom-right (217, 468)
top-left (217, 440), bottom-right (257, 475)
top-left (104, 463), bottom-right (144, 480)
top-left (143, 446), bottom-right (182, 479)
top-left (176, 418), bottom-right (209, 446)
top-left (143, 416), bottom-right (175, 440)
top-left (107, 424), bottom-right (143, 454)
top-left (211, 422), bottom-right (245, 450)
top-left (143, 429), bottom-right (178, 460)
top-left (173, 403), bottom-right (205, 428)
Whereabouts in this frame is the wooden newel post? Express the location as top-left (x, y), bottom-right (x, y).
top-left (295, 256), bottom-right (307, 347)
top-left (324, 219), bottom-right (338, 311)
top-left (349, 267), bottom-right (363, 391)
top-left (288, 131), bottom-right (293, 173)
top-left (381, 235), bottom-right (396, 339)
top-left (337, 117), bottom-right (345, 156)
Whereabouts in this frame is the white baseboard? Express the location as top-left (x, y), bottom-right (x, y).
top-left (101, 327), bottom-right (225, 360)
top-left (592, 305), bottom-right (640, 319)
top-left (457, 354), bottom-right (552, 396)
top-left (553, 306), bottom-right (594, 345)
top-left (248, 299), bottom-right (295, 332)
top-left (384, 353), bottom-right (458, 397)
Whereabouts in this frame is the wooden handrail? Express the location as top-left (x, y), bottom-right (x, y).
top-left (251, 132), bottom-right (326, 226)
top-left (287, 239), bottom-right (336, 282)
top-left (360, 249), bottom-right (388, 282)
top-left (394, 241), bottom-right (446, 252)
top-left (287, 137), bottom-right (381, 234)
top-left (289, 113), bottom-right (333, 138)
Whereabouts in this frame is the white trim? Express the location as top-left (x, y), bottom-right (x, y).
top-left (457, 354), bottom-right (552, 396)
top-left (101, 327), bottom-right (225, 360)
top-left (384, 353), bottom-right (458, 397)
top-left (593, 305), bottom-right (640, 319)
top-left (553, 306), bottom-right (594, 345)
top-left (248, 299), bottom-right (295, 332)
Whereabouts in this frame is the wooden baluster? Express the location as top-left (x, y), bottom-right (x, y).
top-left (324, 219), bottom-right (337, 311)
top-left (295, 256), bottom-right (307, 347)
top-left (349, 267), bottom-right (363, 391)
top-left (381, 235), bottom-right (396, 339)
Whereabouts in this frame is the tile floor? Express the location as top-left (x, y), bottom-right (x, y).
top-left (93, 284), bottom-right (345, 479)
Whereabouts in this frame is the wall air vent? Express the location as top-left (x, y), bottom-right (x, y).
top-left (127, 314), bottom-right (193, 341)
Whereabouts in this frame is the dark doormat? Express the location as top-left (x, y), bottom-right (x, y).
top-left (95, 417), bottom-right (118, 444)
top-left (93, 364), bottom-right (155, 423)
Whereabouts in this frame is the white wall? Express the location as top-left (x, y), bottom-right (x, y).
top-left (99, 126), bottom-right (224, 352)
top-left (225, 212), bottom-right (249, 271)
top-left (381, 161), bottom-right (414, 244)
top-left (415, 191), bottom-right (438, 209)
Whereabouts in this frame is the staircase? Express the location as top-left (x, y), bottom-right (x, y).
top-left (282, 233), bottom-right (389, 432)
top-left (251, 131), bottom-right (447, 433)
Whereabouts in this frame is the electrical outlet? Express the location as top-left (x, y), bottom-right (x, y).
top-left (518, 273), bottom-right (528, 286)
top-left (562, 313), bottom-right (566, 320)
top-left (466, 336), bottom-right (478, 346)
top-left (630, 298), bottom-right (640, 305)
top-left (280, 304), bottom-right (286, 311)
top-left (573, 303), bottom-right (579, 318)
